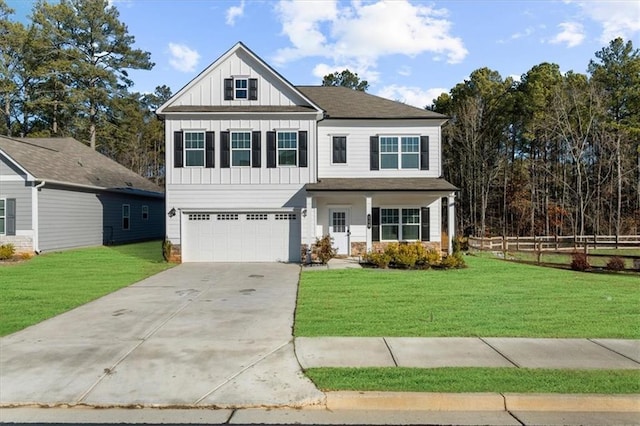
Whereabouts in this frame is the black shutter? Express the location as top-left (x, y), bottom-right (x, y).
top-left (252, 131), bottom-right (261, 168)
top-left (333, 136), bottom-right (346, 163)
top-left (370, 136), bottom-right (379, 170)
top-left (174, 131), bottom-right (183, 168)
top-left (221, 131), bottom-right (230, 168)
top-left (420, 136), bottom-right (429, 170)
top-left (224, 78), bottom-right (234, 100)
top-left (248, 78), bottom-right (258, 100)
top-left (205, 131), bottom-right (215, 168)
top-left (6, 198), bottom-right (16, 236)
top-left (298, 130), bottom-right (308, 168)
top-left (267, 131), bottom-right (276, 168)
top-left (421, 207), bottom-right (430, 241)
top-left (372, 207), bottom-right (380, 242)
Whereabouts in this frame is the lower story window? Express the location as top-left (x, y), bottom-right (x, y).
top-left (122, 204), bottom-right (130, 230)
top-left (381, 208), bottom-right (420, 241)
top-left (0, 199), bottom-right (5, 234)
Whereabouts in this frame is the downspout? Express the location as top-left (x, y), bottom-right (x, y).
top-left (32, 180), bottom-right (46, 254)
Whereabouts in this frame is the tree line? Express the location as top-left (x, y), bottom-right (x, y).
top-left (432, 38), bottom-right (639, 238)
top-left (0, 0), bottom-right (168, 184)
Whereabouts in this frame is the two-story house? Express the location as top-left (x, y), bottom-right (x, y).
top-left (157, 42), bottom-right (457, 263)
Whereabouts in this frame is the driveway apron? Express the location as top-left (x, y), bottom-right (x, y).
top-left (0, 263), bottom-right (323, 407)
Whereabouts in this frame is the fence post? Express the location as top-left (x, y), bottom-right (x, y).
top-left (555, 234), bottom-right (559, 251)
top-left (516, 235), bottom-right (520, 251)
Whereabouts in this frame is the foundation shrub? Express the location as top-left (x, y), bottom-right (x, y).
top-left (440, 251), bottom-right (466, 269)
top-left (0, 243), bottom-right (15, 260)
top-left (314, 234), bottom-right (337, 265)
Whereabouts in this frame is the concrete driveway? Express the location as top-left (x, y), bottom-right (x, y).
top-left (0, 263), bottom-right (324, 408)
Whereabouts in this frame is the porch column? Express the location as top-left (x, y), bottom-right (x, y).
top-left (448, 193), bottom-right (456, 254)
top-left (305, 195), bottom-right (314, 247)
top-left (365, 194), bottom-right (372, 252)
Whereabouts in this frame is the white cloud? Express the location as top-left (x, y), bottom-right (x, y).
top-left (273, 0), bottom-right (467, 75)
top-left (397, 66), bottom-right (412, 77)
top-left (575, 1), bottom-right (640, 43)
top-left (168, 43), bottom-right (201, 73)
top-left (376, 85), bottom-right (448, 109)
top-left (226, 1), bottom-right (245, 26)
top-left (550, 22), bottom-right (585, 47)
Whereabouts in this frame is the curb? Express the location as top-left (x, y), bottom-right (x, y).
top-left (325, 391), bottom-right (640, 413)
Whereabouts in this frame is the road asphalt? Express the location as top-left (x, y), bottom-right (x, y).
top-left (1, 261), bottom-right (638, 425)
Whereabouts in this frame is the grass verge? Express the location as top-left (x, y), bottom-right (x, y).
top-left (306, 367), bottom-right (640, 394)
top-left (296, 255), bottom-right (639, 338)
top-left (0, 240), bottom-right (173, 336)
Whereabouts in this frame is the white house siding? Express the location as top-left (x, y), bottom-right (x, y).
top-left (170, 49), bottom-right (309, 109)
top-left (38, 186), bottom-right (103, 252)
top-left (317, 119), bottom-right (442, 178)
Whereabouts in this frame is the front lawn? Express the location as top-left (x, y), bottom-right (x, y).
top-left (295, 255), bottom-right (639, 338)
top-left (306, 367), bottom-right (640, 394)
top-left (0, 241), bottom-right (173, 336)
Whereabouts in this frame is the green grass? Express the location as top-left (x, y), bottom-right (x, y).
top-left (0, 241), bottom-right (173, 336)
top-left (499, 249), bottom-right (640, 269)
top-left (306, 367), bottom-right (640, 394)
top-left (295, 255), bottom-right (639, 338)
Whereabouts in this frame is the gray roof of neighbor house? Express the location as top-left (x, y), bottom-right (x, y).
top-left (297, 86), bottom-right (447, 120)
top-left (305, 178), bottom-right (458, 192)
top-left (0, 136), bottom-right (163, 194)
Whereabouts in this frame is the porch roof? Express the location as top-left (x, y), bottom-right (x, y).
top-left (305, 178), bottom-right (458, 192)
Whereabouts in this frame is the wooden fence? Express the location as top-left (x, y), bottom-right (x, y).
top-left (468, 235), bottom-right (640, 252)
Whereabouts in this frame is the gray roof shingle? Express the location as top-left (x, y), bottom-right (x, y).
top-left (297, 86), bottom-right (447, 120)
top-left (305, 178), bottom-right (458, 192)
top-left (0, 136), bottom-right (163, 194)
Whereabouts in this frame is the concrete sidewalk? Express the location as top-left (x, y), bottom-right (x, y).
top-left (295, 337), bottom-right (640, 369)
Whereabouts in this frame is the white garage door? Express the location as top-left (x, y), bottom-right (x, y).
top-left (182, 212), bottom-right (301, 262)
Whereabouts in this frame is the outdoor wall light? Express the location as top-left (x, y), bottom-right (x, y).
top-left (168, 208), bottom-right (176, 218)
top-left (367, 213), bottom-right (372, 229)
top-left (302, 208), bottom-right (307, 217)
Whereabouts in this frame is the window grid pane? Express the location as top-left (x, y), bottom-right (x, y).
top-left (235, 79), bottom-right (248, 99)
top-left (381, 209), bottom-right (399, 224)
top-left (278, 132), bottom-right (297, 149)
top-left (380, 137), bottom-right (398, 153)
top-left (185, 132), bottom-right (204, 149)
top-left (231, 132), bottom-right (251, 149)
top-left (401, 137), bottom-right (419, 152)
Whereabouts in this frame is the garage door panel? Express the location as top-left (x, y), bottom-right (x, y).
top-left (183, 211), bottom-right (300, 263)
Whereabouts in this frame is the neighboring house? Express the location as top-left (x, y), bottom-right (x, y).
top-left (0, 136), bottom-right (164, 253)
top-left (157, 42), bottom-right (457, 263)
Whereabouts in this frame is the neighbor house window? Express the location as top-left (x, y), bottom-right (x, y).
top-left (235, 78), bottom-right (248, 99)
top-left (379, 136), bottom-right (420, 169)
top-left (231, 132), bottom-right (251, 166)
top-left (381, 208), bottom-right (420, 241)
top-left (277, 131), bottom-right (297, 166)
top-left (332, 136), bottom-right (347, 164)
top-left (0, 199), bottom-right (5, 234)
top-left (184, 131), bottom-right (205, 167)
top-left (141, 205), bottom-right (149, 220)
top-left (122, 204), bottom-right (130, 230)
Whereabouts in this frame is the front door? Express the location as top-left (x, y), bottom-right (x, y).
top-left (329, 209), bottom-right (350, 255)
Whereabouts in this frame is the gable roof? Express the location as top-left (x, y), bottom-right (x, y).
top-left (297, 86), bottom-right (447, 120)
top-left (0, 136), bottom-right (163, 194)
top-left (157, 42), bottom-right (322, 115)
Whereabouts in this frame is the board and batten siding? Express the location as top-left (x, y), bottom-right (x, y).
top-left (38, 186), bottom-right (103, 251)
top-left (169, 49), bottom-right (307, 108)
top-left (317, 119), bottom-right (442, 179)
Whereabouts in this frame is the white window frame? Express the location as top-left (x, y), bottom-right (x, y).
top-left (184, 131), bottom-right (205, 167)
top-left (141, 205), bottom-right (149, 221)
top-left (122, 204), bottom-right (130, 231)
top-left (331, 135), bottom-right (348, 165)
top-left (0, 198), bottom-right (5, 235)
top-left (277, 131), bottom-right (297, 167)
top-left (380, 207), bottom-right (421, 241)
top-left (231, 131), bottom-right (252, 167)
top-left (379, 135), bottom-right (420, 170)
top-left (235, 78), bottom-right (248, 99)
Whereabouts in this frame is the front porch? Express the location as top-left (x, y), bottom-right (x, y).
top-left (303, 178), bottom-right (458, 256)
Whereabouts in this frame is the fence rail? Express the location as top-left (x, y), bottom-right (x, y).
top-left (468, 235), bottom-right (640, 252)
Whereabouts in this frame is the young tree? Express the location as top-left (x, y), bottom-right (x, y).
top-left (322, 69), bottom-right (369, 92)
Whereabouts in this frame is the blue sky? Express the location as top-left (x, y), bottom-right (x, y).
top-left (8, 0), bottom-right (640, 107)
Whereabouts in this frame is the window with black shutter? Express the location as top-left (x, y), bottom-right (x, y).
top-left (220, 131), bottom-right (230, 168)
top-left (249, 78), bottom-right (258, 100)
top-left (205, 131), bottom-right (215, 168)
top-left (224, 78), bottom-right (233, 100)
top-left (266, 131), bottom-right (276, 168)
top-left (174, 131), bottom-right (183, 168)
top-left (252, 131), bottom-right (261, 167)
top-left (372, 207), bottom-right (380, 242)
top-left (370, 136), bottom-right (379, 170)
top-left (298, 131), bottom-right (307, 168)
top-left (420, 136), bottom-right (429, 170)
top-left (421, 207), bottom-right (430, 241)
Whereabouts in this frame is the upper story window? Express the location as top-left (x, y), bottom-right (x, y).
top-left (231, 132), bottom-right (251, 166)
top-left (184, 131), bottom-right (205, 167)
top-left (224, 78), bottom-right (258, 101)
top-left (332, 136), bottom-right (347, 164)
top-left (370, 135), bottom-right (428, 171)
top-left (0, 199), bottom-right (5, 234)
top-left (380, 136), bottom-right (419, 169)
top-left (277, 131), bottom-right (297, 166)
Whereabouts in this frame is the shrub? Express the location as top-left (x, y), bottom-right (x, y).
top-left (19, 252), bottom-right (33, 261)
top-left (365, 251), bottom-right (392, 269)
top-left (313, 234), bottom-right (336, 265)
top-left (162, 238), bottom-right (172, 262)
top-left (606, 256), bottom-right (625, 272)
top-left (570, 252), bottom-right (590, 271)
top-left (425, 248), bottom-right (442, 267)
top-left (0, 243), bottom-right (15, 260)
top-left (440, 251), bottom-right (466, 269)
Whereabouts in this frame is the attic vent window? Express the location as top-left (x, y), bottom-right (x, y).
top-left (235, 78), bottom-right (248, 99)
top-left (224, 78), bottom-right (258, 101)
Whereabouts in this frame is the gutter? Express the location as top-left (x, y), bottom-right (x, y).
top-left (41, 179), bottom-right (164, 199)
top-left (32, 180), bottom-right (46, 254)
